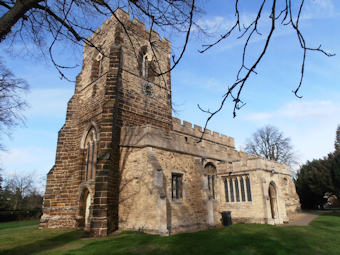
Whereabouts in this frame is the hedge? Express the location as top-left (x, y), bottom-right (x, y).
top-left (0, 208), bottom-right (42, 222)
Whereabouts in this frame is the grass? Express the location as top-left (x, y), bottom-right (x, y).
top-left (1, 213), bottom-right (340, 255)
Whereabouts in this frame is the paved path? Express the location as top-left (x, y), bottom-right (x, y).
top-left (284, 212), bottom-right (321, 226)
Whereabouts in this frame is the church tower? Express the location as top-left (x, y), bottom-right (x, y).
top-left (40, 9), bottom-right (172, 236)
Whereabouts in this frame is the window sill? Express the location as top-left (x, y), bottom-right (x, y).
top-left (171, 199), bottom-right (183, 204)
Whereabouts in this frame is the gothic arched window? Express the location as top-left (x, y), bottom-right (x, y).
top-left (204, 163), bottom-right (217, 199)
top-left (139, 46), bottom-right (148, 79)
top-left (142, 54), bottom-right (148, 78)
top-left (84, 128), bottom-right (97, 181)
top-left (91, 53), bottom-right (103, 81)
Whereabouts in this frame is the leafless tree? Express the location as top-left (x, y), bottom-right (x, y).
top-left (244, 125), bottom-right (296, 166)
top-left (0, 0), bottom-right (335, 131)
top-left (0, 173), bottom-right (43, 210)
top-left (3, 173), bottom-right (34, 210)
top-left (0, 60), bottom-right (28, 150)
top-left (0, 0), bottom-right (197, 80)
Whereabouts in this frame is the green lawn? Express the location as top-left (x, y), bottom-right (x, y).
top-left (1, 214), bottom-right (340, 255)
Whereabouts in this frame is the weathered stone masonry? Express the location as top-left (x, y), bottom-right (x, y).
top-left (41, 9), bottom-right (300, 236)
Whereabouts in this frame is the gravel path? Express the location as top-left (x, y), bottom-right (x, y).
top-left (284, 212), bottom-right (321, 226)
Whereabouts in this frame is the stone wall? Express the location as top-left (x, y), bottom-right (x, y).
top-left (119, 125), bottom-right (300, 233)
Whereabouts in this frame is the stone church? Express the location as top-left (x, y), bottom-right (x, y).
top-left (40, 9), bottom-right (300, 236)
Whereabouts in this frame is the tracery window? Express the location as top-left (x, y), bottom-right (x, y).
top-left (84, 128), bottom-right (97, 181)
top-left (224, 175), bottom-right (252, 203)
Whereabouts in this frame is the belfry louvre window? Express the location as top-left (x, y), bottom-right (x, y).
top-left (224, 175), bottom-right (252, 203)
top-left (171, 173), bottom-right (183, 200)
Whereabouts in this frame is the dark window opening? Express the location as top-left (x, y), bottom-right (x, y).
top-left (224, 179), bottom-right (229, 202)
top-left (235, 178), bottom-right (240, 202)
top-left (240, 177), bottom-right (246, 202)
top-left (212, 175), bottom-right (215, 199)
top-left (85, 142), bottom-right (90, 180)
top-left (229, 178), bottom-right (234, 202)
top-left (208, 175), bottom-right (211, 192)
top-left (246, 176), bottom-right (252, 201)
top-left (171, 173), bottom-right (183, 200)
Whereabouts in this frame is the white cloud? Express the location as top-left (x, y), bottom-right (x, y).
top-left (241, 99), bottom-right (340, 163)
top-left (302, 0), bottom-right (337, 20)
top-left (278, 100), bottom-right (339, 120)
top-left (244, 112), bottom-right (273, 121)
top-left (195, 13), bottom-right (261, 35)
top-left (25, 88), bottom-right (74, 118)
top-left (194, 16), bottom-right (233, 34)
top-left (243, 100), bottom-right (340, 122)
top-left (0, 146), bottom-right (55, 174)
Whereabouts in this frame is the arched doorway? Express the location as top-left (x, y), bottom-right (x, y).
top-left (268, 182), bottom-right (278, 219)
top-left (85, 192), bottom-right (91, 227)
top-left (79, 188), bottom-right (92, 230)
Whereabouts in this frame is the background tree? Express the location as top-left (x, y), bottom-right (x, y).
top-left (0, 60), bottom-right (28, 149)
top-left (295, 158), bottom-right (332, 209)
top-left (244, 125), bottom-right (296, 166)
top-left (0, 173), bottom-right (43, 221)
top-left (4, 173), bottom-right (34, 210)
top-left (0, 0), bottom-right (334, 123)
top-left (335, 125), bottom-right (340, 153)
top-left (295, 127), bottom-right (340, 209)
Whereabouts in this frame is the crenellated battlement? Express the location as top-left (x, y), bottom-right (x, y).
top-left (172, 117), bottom-right (235, 148)
top-left (86, 8), bottom-right (171, 51)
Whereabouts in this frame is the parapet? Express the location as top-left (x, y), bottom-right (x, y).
top-left (172, 117), bottom-right (235, 148)
top-left (86, 8), bottom-right (171, 51)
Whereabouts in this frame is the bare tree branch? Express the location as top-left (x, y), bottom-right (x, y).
top-left (0, 59), bottom-right (29, 150)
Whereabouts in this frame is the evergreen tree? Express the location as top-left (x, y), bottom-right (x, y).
top-left (335, 125), bottom-right (340, 153)
top-left (295, 152), bottom-right (340, 209)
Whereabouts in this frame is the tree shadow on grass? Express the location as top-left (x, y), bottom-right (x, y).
top-left (37, 220), bottom-right (340, 255)
top-left (0, 230), bottom-right (84, 255)
top-left (56, 231), bottom-right (164, 255)
top-left (57, 226), bottom-right (321, 255)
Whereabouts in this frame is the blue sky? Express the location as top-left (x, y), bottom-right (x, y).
top-left (0, 0), bottom-right (339, 189)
